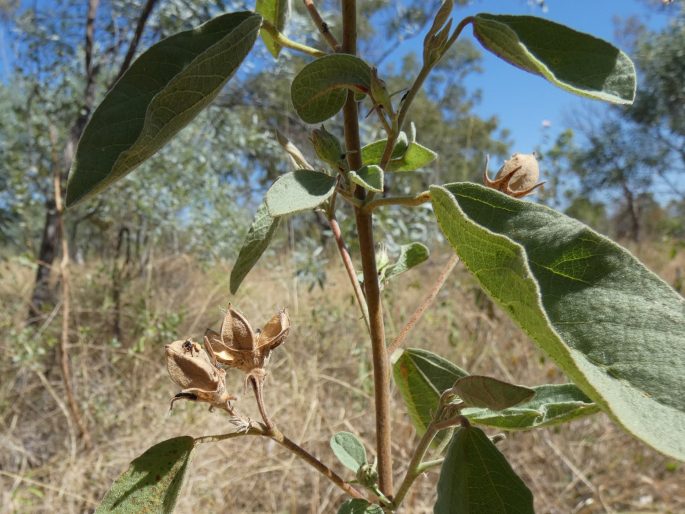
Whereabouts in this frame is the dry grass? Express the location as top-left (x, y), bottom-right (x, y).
top-left (1, 246), bottom-right (684, 513)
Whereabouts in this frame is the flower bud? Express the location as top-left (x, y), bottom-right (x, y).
top-left (483, 153), bottom-right (544, 198)
top-left (310, 125), bottom-right (345, 168)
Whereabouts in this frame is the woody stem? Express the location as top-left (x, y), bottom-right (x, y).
top-left (250, 375), bottom-right (274, 432)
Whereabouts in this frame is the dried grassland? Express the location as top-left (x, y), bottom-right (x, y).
top-left (1, 246), bottom-right (684, 513)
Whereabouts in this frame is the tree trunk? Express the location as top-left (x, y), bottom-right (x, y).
top-left (27, 199), bottom-right (60, 325)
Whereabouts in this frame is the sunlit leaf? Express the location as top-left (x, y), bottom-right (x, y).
top-left (382, 242), bottom-right (429, 282)
top-left (453, 375), bottom-right (535, 410)
top-left (330, 432), bottom-right (367, 473)
top-left (349, 165), bottom-right (383, 193)
top-left (67, 12), bottom-right (261, 206)
top-left (361, 139), bottom-right (436, 172)
top-left (265, 170), bottom-right (336, 216)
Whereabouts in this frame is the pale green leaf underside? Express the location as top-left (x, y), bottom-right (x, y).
top-left (230, 202), bottom-right (281, 294)
top-left (430, 183), bottom-right (685, 460)
top-left (454, 375), bottom-right (535, 410)
top-left (349, 165), bottom-right (383, 193)
top-left (291, 54), bottom-right (371, 124)
top-left (265, 170), bottom-right (336, 216)
top-left (361, 139), bottom-right (437, 172)
top-left (472, 13), bottom-right (636, 104)
top-left (463, 383), bottom-right (599, 430)
top-left (257, 0), bottom-right (289, 57)
top-left (96, 436), bottom-right (195, 513)
top-left (435, 427), bottom-right (534, 514)
top-left (330, 432), bottom-right (368, 473)
top-left (383, 242), bottom-right (429, 282)
top-left (67, 12), bottom-right (261, 207)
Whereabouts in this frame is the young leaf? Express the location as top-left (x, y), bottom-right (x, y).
top-left (265, 170), bottom-right (336, 216)
top-left (382, 242), bottom-right (430, 282)
top-left (349, 165), bottom-right (384, 193)
top-left (361, 139), bottom-right (437, 172)
top-left (435, 427), bottom-right (534, 514)
top-left (463, 383), bottom-right (599, 430)
top-left (330, 432), bottom-right (368, 473)
top-left (337, 499), bottom-right (383, 514)
top-left (291, 54), bottom-right (371, 123)
top-left (67, 12), bottom-right (261, 207)
top-left (257, 0), bottom-right (289, 58)
top-left (230, 202), bottom-right (281, 294)
top-left (96, 436), bottom-right (195, 513)
top-left (392, 348), bottom-right (468, 436)
top-left (472, 14), bottom-right (636, 104)
top-left (453, 375), bottom-right (535, 410)
top-left (430, 182), bottom-right (685, 460)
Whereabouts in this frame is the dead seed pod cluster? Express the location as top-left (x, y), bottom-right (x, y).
top-left (165, 305), bottom-right (290, 424)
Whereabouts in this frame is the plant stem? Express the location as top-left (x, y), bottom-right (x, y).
top-left (261, 19), bottom-right (327, 58)
top-left (341, 0), bottom-right (394, 496)
top-left (328, 216), bottom-right (370, 332)
top-left (195, 426), bottom-right (365, 499)
top-left (303, 0), bottom-right (340, 51)
top-left (392, 423), bottom-right (439, 509)
top-left (362, 191), bottom-right (431, 213)
top-left (387, 255), bottom-right (459, 355)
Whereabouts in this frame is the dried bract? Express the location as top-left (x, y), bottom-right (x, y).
top-left (483, 153), bottom-right (544, 198)
top-left (205, 305), bottom-right (290, 377)
top-left (165, 339), bottom-right (235, 409)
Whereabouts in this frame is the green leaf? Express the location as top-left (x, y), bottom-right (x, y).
top-left (265, 170), bottom-right (336, 217)
top-left (337, 499), bottom-right (383, 514)
top-left (430, 182), bottom-right (685, 460)
top-left (382, 242), bottom-right (430, 282)
top-left (435, 427), bottom-right (534, 514)
top-left (361, 139), bottom-right (437, 172)
top-left (291, 54), bottom-right (371, 123)
top-left (463, 383), bottom-right (599, 430)
top-left (66, 12), bottom-right (261, 207)
top-left (392, 348), bottom-right (468, 436)
top-left (96, 436), bottom-right (195, 513)
top-left (230, 202), bottom-right (280, 294)
top-left (330, 432), bottom-right (368, 473)
top-left (257, 0), bottom-right (289, 58)
top-left (349, 165), bottom-right (384, 193)
top-left (472, 13), bottom-right (636, 104)
top-left (453, 375), bottom-right (535, 410)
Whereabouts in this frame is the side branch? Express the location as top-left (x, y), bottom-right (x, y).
top-left (303, 0), bottom-right (340, 50)
top-left (261, 19), bottom-right (327, 57)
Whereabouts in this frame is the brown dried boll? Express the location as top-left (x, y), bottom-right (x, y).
top-left (165, 339), bottom-right (235, 409)
top-left (204, 305), bottom-right (290, 377)
top-left (483, 153), bottom-right (544, 198)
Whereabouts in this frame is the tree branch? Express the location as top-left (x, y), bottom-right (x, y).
top-left (303, 0), bottom-right (340, 51)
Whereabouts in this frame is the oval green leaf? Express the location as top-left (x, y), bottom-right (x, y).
top-left (330, 432), bottom-right (368, 473)
top-left (257, 0), bottom-right (289, 58)
top-left (435, 427), bottom-right (534, 514)
top-left (472, 13), bottom-right (636, 104)
top-left (430, 182), bottom-right (685, 460)
top-left (361, 139), bottom-right (437, 172)
top-left (265, 170), bottom-right (336, 217)
top-left (67, 12), bottom-right (261, 207)
top-left (230, 202), bottom-right (281, 294)
top-left (291, 54), bottom-right (371, 124)
top-left (382, 242), bottom-right (430, 282)
top-left (349, 165), bottom-right (383, 193)
top-left (392, 348), bottom-right (468, 436)
top-left (463, 383), bottom-right (599, 430)
top-left (453, 375), bottom-right (535, 410)
top-left (96, 436), bottom-right (195, 513)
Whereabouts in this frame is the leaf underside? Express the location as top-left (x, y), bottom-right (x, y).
top-left (257, 0), bottom-right (289, 57)
top-left (472, 13), bottom-right (636, 104)
top-left (431, 182), bottom-right (685, 460)
top-left (265, 170), bottom-right (336, 217)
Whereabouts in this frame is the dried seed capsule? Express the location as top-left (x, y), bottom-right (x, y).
top-left (483, 153), bottom-right (544, 198)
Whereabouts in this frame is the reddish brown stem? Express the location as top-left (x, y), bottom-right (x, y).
top-left (303, 0), bottom-right (340, 51)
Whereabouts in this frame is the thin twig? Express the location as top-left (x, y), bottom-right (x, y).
top-left (261, 19), bottom-right (327, 57)
top-left (388, 255), bottom-right (459, 355)
top-left (112, 0), bottom-right (160, 85)
top-left (303, 0), bottom-right (340, 51)
top-left (328, 216), bottom-right (370, 332)
top-left (362, 191), bottom-right (431, 213)
top-left (195, 425), bottom-right (365, 499)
